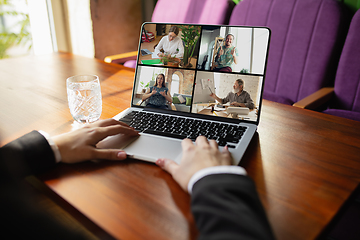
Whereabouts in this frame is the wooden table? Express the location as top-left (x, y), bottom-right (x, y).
top-left (1, 52), bottom-right (360, 240)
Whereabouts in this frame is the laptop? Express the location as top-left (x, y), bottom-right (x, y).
top-left (98, 23), bottom-right (271, 165)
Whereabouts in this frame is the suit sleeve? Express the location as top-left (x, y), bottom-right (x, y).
top-left (0, 132), bottom-right (90, 239)
top-left (0, 130), bottom-right (57, 179)
top-left (191, 174), bottom-right (275, 240)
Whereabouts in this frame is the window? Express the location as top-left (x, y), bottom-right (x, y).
top-left (170, 74), bottom-right (180, 95)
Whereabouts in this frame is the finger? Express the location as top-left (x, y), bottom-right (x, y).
top-left (92, 149), bottom-right (128, 161)
top-left (93, 118), bottom-right (130, 128)
top-left (221, 146), bottom-right (233, 165)
top-left (156, 158), bottom-right (179, 176)
top-left (181, 138), bottom-right (194, 151)
top-left (91, 125), bottom-right (139, 143)
top-left (195, 136), bottom-right (209, 147)
top-left (209, 139), bottom-right (218, 149)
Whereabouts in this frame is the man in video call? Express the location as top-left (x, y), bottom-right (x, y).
top-left (213, 34), bottom-right (238, 72)
top-left (210, 79), bottom-right (255, 109)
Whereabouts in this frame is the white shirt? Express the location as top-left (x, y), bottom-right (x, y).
top-left (154, 35), bottom-right (184, 58)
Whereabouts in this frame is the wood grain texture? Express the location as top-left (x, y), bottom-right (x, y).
top-left (1, 53), bottom-right (359, 240)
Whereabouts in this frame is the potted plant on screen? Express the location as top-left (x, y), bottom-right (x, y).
top-left (140, 81), bottom-right (149, 93)
top-left (160, 53), bottom-right (180, 67)
top-left (178, 25), bottom-right (201, 68)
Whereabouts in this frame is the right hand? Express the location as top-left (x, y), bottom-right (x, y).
top-left (156, 136), bottom-right (232, 192)
top-left (218, 48), bottom-right (224, 56)
top-left (152, 89), bottom-right (158, 95)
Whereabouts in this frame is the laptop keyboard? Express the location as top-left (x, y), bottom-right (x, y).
top-left (119, 111), bottom-right (247, 147)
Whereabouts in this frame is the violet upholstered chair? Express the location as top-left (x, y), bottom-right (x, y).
top-left (294, 9), bottom-right (360, 122)
top-left (228, 0), bottom-right (349, 105)
top-left (151, 0), bottom-right (234, 24)
top-left (105, 0), bottom-right (235, 68)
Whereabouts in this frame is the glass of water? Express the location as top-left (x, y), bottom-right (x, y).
top-left (66, 75), bottom-right (102, 123)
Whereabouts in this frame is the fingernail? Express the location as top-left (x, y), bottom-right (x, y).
top-left (117, 151), bottom-right (127, 159)
top-left (156, 158), bottom-right (163, 166)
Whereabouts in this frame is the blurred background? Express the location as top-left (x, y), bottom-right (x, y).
top-left (0, 0), bottom-right (358, 61)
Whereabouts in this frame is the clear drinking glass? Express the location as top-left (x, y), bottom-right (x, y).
top-left (66, 75), bottom-right (102, 123)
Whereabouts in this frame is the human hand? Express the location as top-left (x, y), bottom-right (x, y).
top-left (52, 119), bottom-right (139, 164)
top-left (210, 93), bottom-right (216, 98)
top-left (152, 89), bottom-right (158, 95)
top-left (157, 53), bottom-right (164, 57)
top-left (219, 48), bottom-right (224, 55)
top-left (156, 136), bottom-right (232, 192)
top-left (231, 47), bottom-right (236, 56)
top-left (159, 91), bottom-right (166, 96)
top-left (231, 102), bottom-right (245, 107)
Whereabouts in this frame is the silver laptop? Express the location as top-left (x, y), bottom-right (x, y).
top-left (98, 23), bottom-right (270, 165)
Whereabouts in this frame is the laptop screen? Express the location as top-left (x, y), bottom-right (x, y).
top-left (131, 23), bottom-right (270, 124)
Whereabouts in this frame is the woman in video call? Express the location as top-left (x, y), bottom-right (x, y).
top-left (154, 26), bottom-right (184, 58)
top-left (142, 74), bottom-right (172, 109)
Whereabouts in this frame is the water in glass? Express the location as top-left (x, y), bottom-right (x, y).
top-left (67, 75), bottom-right (102, 123)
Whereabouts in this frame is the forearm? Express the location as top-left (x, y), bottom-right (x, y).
top-left (142, 93), bottom-right (153, 101)
top-left (192, 174), bottom-right (275, 240)
top-left (0, 131), bottom-right (56, 178)
top-left (233, 55), bottom-right (237, 64)
top-left (245, 102), bottom-right (255, 109)
top-left (214, 95), bottom-right (223, 103)
top-left (165, 94), bottom-right (172, 103)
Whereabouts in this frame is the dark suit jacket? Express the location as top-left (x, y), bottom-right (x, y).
top-left (0, 131), bottom-right (87, 239)
top-left (192, 174), bottom-right (275, 240)
top-left (1, 131), bottom-right (275, 239)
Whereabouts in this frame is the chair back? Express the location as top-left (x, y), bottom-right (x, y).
top-left (229, 0), bottom-right (348, 104)
top-left (151, 0), bottom-right (235, 24)
top-left (324, 9), bottom-right (360, 121)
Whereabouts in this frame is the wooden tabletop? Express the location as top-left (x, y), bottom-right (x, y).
top-left (1, 52), bottom-right (360, 240)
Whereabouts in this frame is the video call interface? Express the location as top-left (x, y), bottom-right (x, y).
top-left (132, 23), bottom-right (270, 122)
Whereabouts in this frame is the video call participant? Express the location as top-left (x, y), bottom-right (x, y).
top-left (210, 79), bottom-right (255, 109)
top-left (213, 34), bottom-right (238, 72)
top-left (0, 118), bottom-right (275, 239)
top-left (142, 73), bottom-right (172, 109)
top-left (154, 25), bottom-right (184, 58)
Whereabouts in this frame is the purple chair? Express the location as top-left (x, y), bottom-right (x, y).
top-left (294, 9), bottom-right (360, 122)
top-left (107, 0), bottom-right (235, 68)
top-left (229, 0), bottom-right (348, 105)
top-left (152, 0), bottom-right (234, 24)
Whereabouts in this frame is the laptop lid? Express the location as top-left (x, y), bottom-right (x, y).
top-left (131, 23), bottom-right (271, 126)
top-left (99, 23), bottom-right (271, 164)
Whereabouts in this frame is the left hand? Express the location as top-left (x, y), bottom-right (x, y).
top-left (52, 119), bottom-right (139, 164)
top-left (160, 91), bottom-right (166, 97)
top-left (231, 47), bottom-right (236, 56)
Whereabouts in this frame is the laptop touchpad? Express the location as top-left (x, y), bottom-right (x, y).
top-left (123, 134), bottom-right (183, 164)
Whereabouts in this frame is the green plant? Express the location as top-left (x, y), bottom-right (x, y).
top-left (160, 53), bottom-right (178, 65)
top-left (178, 25), bottom-right (200, 67)
top-left (140, 81), bottom-right (149, 88)
top-left (0, 0), bottom-right (32, 59)
top-left (240, 68), bottom-right (249, 73)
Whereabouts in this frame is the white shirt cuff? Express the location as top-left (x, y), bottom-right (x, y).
top-left (38, 131), bottom-right (62, 163)
top-left (187, 165), bottom-right (247, 194)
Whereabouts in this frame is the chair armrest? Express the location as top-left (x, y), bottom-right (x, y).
top-left (104, 51), bottom-right (138, 64)
top-left (293, 87), bottom-right (334, 110)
